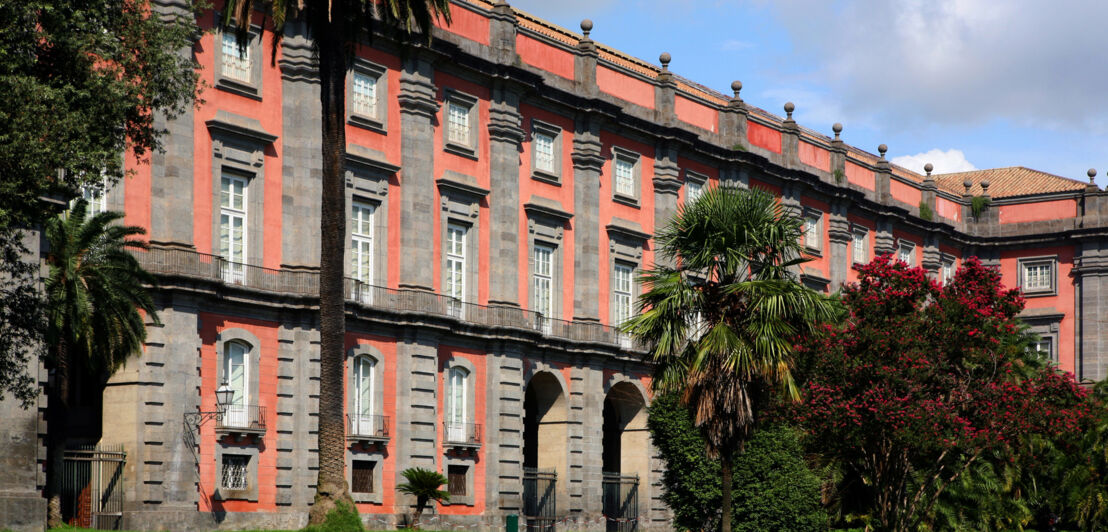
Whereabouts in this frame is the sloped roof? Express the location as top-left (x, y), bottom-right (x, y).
top-left (933, 167), bottom-right (1087, 199)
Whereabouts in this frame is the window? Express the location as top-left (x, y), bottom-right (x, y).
top-left (530, 121), bottom-right (563, 182)
top-left (220, 32), bottom-right (252, 84)
top-left (445, 223), bottom-right (468, 317)
top-left (221, 454), bottom-right (249, 491)
top-left (534, 131), bottom-right (556, 174)
top-left (803, 210), bottom-right (822, 252)
top-left (350, 202), bottom-right (375, 287)
top-left (447, 102), bottom-right (469, 145)
top-left (76, 179), bottom-right (108, 217)
top-left (852, 228), bottom-right (868, 265)
top-left (446, 367), bottom-right (469, 442)
top-left (898, 240), bottom-right (915, 266)
top-left (614, 157), bottom-right (635, 197)
top-left (941, 260), bottom-right (955, 285)
top-left (448, 465), bottom-right (468, 496)
top-left (443, 91), bottom-right (478, 158)
top-left (224, 341), bottom-right (250, 427)
top-left (532, 244), bottom-right (554, 319)
top-left (686, 179), bottom-right (703, 204)
top-left (219, 173), bottom-right (248, 284)
top-left (351, 356), bottom-right (376, 436)
top-left (1032, 337), bottom-right (1055, 362)
top-left (612, 263), bottom-right (634, 326)
top-left (351, 461), bottom-right (376, 494)
top-left (351, 72), bottom-right (378, 118)
top-left (1023, 262), bottom-right (1052, 292)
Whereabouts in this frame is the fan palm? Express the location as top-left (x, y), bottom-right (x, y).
top-left (622, 185), bottom-right (836, 532)
top-left (397, 467), bottom-right (450, 529)
top-left (221, 0), bottom-right (450, 521)
top-left (43, 199), bottom-right (159, 526)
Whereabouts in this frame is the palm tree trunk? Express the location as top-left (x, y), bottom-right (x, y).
top-left (720, 449), bottom-right (733, 532)
top-left (412, 496), bottom-right (427, 529)
top-left (46, 339), bottom-right (71, 527)
top-left (308, 3), bottom-right (355, 524)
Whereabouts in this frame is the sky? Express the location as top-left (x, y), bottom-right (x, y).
top-left (509, 0), bottom-right (1106, 187)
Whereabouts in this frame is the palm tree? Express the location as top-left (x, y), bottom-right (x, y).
top-left (397, 467), bottom-right (450, 529)
top-left (43, 199), bottom-right (159, 526)
top-left (622, 186), bottom-right (837, 532)
top-left (220, 0), bottom-right (450, 522)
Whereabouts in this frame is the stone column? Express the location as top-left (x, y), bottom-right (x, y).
top-left (489, 1), bottom-right (517, 65)
top-left (719, 82), bottom-right (749, 150)
top-left (922, 234), bottom-right (941, 280)
top-left (652, 140), bottom-right (681, 266)
top-left (574, 20), bottom-right (598, 98)
top-left (397, 54), bottom-right (439, 291)
top-left (487, 82), bottom-right (524, 307)
top-left (654, 53), bottom-right (675, 127)
top-left (920, 163), bottom-right (937, 220)
top-left (393, 328), bottom-right (441, 503)
top-left (486, 342), bottom-right (525, 515)
top-left (576, 362), bottom-right (606, 520)
top-left (874, 217), bottom-right (895, 256)
top-left (780, 102), bottom-right (799, 168)
top-left (829, 123), bottom-right (846, 186)
top-left (1076, 200), bottom-right (1108, 381)
top-left (874, 144), bottom-right (891, 204)
top-left (278, 22), bottom-right (321, 269)
top-left (828, 199), bottom-right (851, 289)
top-left (571, 112), bottom-right (604, 322)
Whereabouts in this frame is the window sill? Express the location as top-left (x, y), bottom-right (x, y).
top-left (216, 77), bottom-right (262, 101)
top-left (348, 114), bottom-right (386, 134)
top-left (612, 193), bottom-right (640, 208)
top-left (531, 170), bottom-right (561, 186)
top-left (804, 246), bottom-right (823, 257)
top-left (444, 142), bottom-right (478, 160)
top-left (1021, 288), bottom-right (1057, 298)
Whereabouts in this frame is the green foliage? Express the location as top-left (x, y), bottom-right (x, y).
top-left (302, 499), bottom-right (365, 532)
top-left (971, 195), bottom-right (992, 220)
top-left (1060, 381), bottom-right (1108, 531)
top-left (397, 467), bottom-right (449, 528)
top-left (918, 201), bottom-right (934, 221)
top-left (731, 143), bottom-right (747, 151)
top-left (648, 393), bottom-right (826, 531)
top-left (834, 168), bottom-right (846, 184)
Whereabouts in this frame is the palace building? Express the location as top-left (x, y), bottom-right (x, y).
top-left (2, 0), bottom-right (1108, 530)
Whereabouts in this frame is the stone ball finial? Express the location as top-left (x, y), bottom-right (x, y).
top-left (981, 180), bottom-right (991, 193)
top-left (832, 122), bottom-right (842, 139)
top-left (784, 102), bottom-right (795, 119)
top-left (924, 163), bottom-right (933, 176)
top-left (659, 52), bottom-right (671, 69)
top-left (1089, 168), bottom-right (1097, 183)
top-left (963, 179), bottom-right (973, 192)
top-left (580, 19), bottom-right (593, 37)
top-left (731, 80), bottom-right (742, 97)
top-left (878, 144), bottom-right (888, 157)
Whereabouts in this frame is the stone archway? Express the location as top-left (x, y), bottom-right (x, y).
top-left (602, 381), bottom-right (649, 531)
top-left (523, 371), bottom-right (568, 530)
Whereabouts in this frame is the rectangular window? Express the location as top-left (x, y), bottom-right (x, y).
top-left (534, 131), bottom-right (556, 174)
top-left (447, 101), bottom-right (470, 146)
top-left (221, 32), bottom-right (251, 83)
top-left (79, 182), bottom-right (108, 216)
top-left (352, 461), bottom-right (375, 494)
top-left (221, 455), bottom-right (249, 490)
top-left (803, 211), bottom-right (822, 252)
top-left (613, 263), bottom-right (634, 326)
top-left (532, 244), bottom-right (554, 319)
top-left (351, 72), bottom-right (378, 118)
top-left (350, 202), bottom-right (375, 286)
top-left (445, 223), bottom-right (467, 317)
top-left (1024, 263), bottom-right (1052, 291)
top-left (852, 228), bottom-right (868, 265)
top-left (1033, 338), bottom-right (1054, 361)
top-left (686, 179), bottom-right (703, 203)
top-left (448, 465), bottom-right (468, 497)
top-left (220, 173), bottom-right (248, 284)
top-left (614, 156), bottom-right (635, 197)
top-left (941, 260), bottom-right (955, 285)
top-left (898, 241), bottom-right (915, 266)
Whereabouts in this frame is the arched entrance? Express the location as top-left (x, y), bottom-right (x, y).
top-left (602, 381), bottom-right (648, 532)
top-left (522, 371), bottom-right (567, 531)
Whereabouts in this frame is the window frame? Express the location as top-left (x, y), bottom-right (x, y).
top-left (349, 200), bottom-right (376, 287)
top-left (351, 460), bottom-right (376, 494)
top-left (941, 258), bottom-right (956, 285)
top-left (1018, 256), bottom-right (1057, 296)
top-left (214, 23), bottom-right (263, 99)
top-left (611, 146), bottom-right (642, 206)
top-left (219, 172), bottom-right (249, 284)
top-left (802, 208), bottom-right (823, 255)
top-left (897, 239), bottom-right (916, 266)
top-left (684, 170), bottom-right (707, 205)
top-left (444, 222), bottom-right (469, 317)
top-left (851, 226), bottom-right (869, 265)
top-left (442, 89), bottom-right (480, 159)
top-left (530, 120), bottom-right (563, 184)
top-left (612, 261), bottom-right (635, 327)
top-left (347, 60), bottom-right (388, 132)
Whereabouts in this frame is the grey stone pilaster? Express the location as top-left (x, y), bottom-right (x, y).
top-left (487, 82), bottom-right (524, 307)
top-left (780, 181), bottom-right (803, 218)
top-left (719, 82), bottom-right (748, 149)
top-left (488, 343), bottom-right (524, 513)
top-left (654, 54), bottom-right (675, 126)
top-left (780, 103), bottom-right (800, 168)
top-left (574, 22), bottom-right (598, 97)
top-left (488, 1), bottom-right (518, 65)
top-left (1076, 239), bottom-right (1108, 381)
top-left (922, 234), bottom-right (941, 279)
top-left (397, 54), bottom-right (439, 291)
top-left (571, 113), bottom-right (604, 322)
top-left (874, 217), bottom-right (895, 256)
top-left (566, 364), bottom-right (588, 515)
top-left (829, 124), bottom-right (846, 186)
top-left (278, 24), bottom-right (322, 269)
top-left (921, 165), bottom-right (938, 218)
top-left (394, 329), bottom-right (440, 492)
top-left (276, 319), bottom-right (319, 508)
top-left (874, 145), bottom-right (891, 204)
top-left (652, 141), bottom-right (681, 266)
top-left (828, 200), bottom-right (851, 289)
top-left (576, 363), bottom-right (605, 519)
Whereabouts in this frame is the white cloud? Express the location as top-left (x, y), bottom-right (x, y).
top-left (761, 0), bottom-right (1108, 131)
top-left (891, 149), bottom-right (976, 175)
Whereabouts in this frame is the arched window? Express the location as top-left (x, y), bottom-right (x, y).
top-left (446, 367), bottom-right (469, 442)
top-left (351, 355), bottom-right (377, 435)
top-left (224, 340), bottom-right (250, 427)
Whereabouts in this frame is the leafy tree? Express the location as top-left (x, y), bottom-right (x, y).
top-left (44, 200), bottom-right (159, 526)
top-left (396, 467), bottom-right (450, 529)
top-left (623, 186), bottom-right (837, 532)
top-left (796, 255), bottom-right (1089, 531)
top-left (1061, 380), bottom-right (1108, 531)
top-left (647, 392), bottom-right (826, 531)
top-left (0, 0), bottom-right (199, 404)
top-left (220, 0), bottom-right (450, 521)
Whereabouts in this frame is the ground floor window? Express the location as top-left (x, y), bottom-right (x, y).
top-left (448, 464), bottom-right (468, 496)
top-left (221, 454), bottom-right (249, 490)
top-left (352, 460), bottom-right (376, 493)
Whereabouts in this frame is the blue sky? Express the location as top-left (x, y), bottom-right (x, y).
top-left (510, 0), bottom-right (1106, 187)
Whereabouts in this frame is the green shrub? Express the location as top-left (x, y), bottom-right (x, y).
top-left (833, 169), bottom-right (846, 184)
top-left (647, 393), bottom-right (826, 531)
top-left (971, 195), bottom-right (991, 220)
top-left (919, 201), bottom-right (934, 221)
top-left (303, 499), bottom-right (364, 532)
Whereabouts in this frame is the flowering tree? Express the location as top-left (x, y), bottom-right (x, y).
top-left (797, 255), bottom-right (1089, 531)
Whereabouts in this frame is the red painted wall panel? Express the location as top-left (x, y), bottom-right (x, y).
top-left (674, 95), bottom-right (717, 132)
top-left (845, 161), bottom-right (874, 190)
top-left (798, 141), bottom-right (830, 172)
top-left (999, 199), bottom-right (1078, 224)
top-left (999, 246), bottom-right (1077, 374)
top-left (515, 35), bottom-right (574, 80)
top-left (890, 179), bottom-right (922, 207)
top-left (747, 122), bottom-right (782, 154)
top-left (434, 6), bottom-right (489, 45)
top-left (936, 197), bottom-right (961, 222)
top-left (596, 67), bottom-right (655, 110)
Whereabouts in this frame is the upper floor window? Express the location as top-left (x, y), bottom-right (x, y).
top-left (350, 202), bottom-right (375, 286)
top-left (351, 355), bottom-right (377, 434)
top-left (534, 132), bottom-right (555, 173)
top-left (612, 262), bottom-right (634, 326)
top-left (687, 180), bottom-right (703, 204)
top-left (443, 91), bottom-right (479, 158)
top-left (220, 173), bottom-right (248, 283)
top-left (445, 223), bottom-right (468, 316)
top-left (446, 366), bottom-right (470, 441)
top-left (221, 32), bottom-right (252, 84)
top-left (532, 244), bottom-right (554, 319)
top-left (530, 121), bottom-right (563, 183)
top-left (614, 157), bottom-right (635, 197)
top-left (897, 240), bottom-right (915, 266)
top-left (352, 72), bottom-right (378, 118)
top-left (1019, 257), bottom-right (1056, 296)
top-left (611, 147), bottom-right (641, 206)
top-left (224, 340), bottom-right (250, 427)
top-left (941, 260), bottom-right (955, 285)
top-left (1032, 337), bottom-right (1055, 362)
top-left (347, 61), bottom-right (388, 131)
top-left (802, 209), bottom-right (823, 253)
top-left (852, 227), bottom-right (868, 265)
top-left (447, 102), bottom-right (469, 144)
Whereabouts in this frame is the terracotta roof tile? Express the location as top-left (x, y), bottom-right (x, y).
top-left (933, 167), bottom-right (1086, 198)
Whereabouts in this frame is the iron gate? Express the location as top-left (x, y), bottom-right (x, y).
top-left (62, 445), bottom-right (125, 530)
top-left (602, 473), bottom-right (638, 532)
top-left (523, 467), bottom-right (557, 531)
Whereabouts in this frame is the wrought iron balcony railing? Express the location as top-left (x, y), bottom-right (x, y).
top-left (133, 246), bottom-right (634, 350)
top-left (443, 422), bottom-right (482, 447)
top-left (346, 414), bottom-right (389, 440)
top-left (215, 404), bottom-right (266, 433)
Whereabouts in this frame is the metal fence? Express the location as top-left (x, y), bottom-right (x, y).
top-left (346, 414), bottom-right (389, 439)
top-left (602, 473), bottom-right (639, 532)
top-left (216, 404), bottom-right (266, 432)
top-left (134, 246), bottom-right (631, 348)
top-left (523, 468), bottom-right (558, 532)
top-left (61, 445), bottom-right (125, 530)
top-left (443, 421), bottom-right (482, 445)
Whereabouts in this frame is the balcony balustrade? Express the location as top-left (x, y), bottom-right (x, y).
top-left (215, 404), bottom-right (266, 437)
top-left (443, 421), bottom-right (482, 449)
top-left (346, 414), bottom-right (389, 443)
